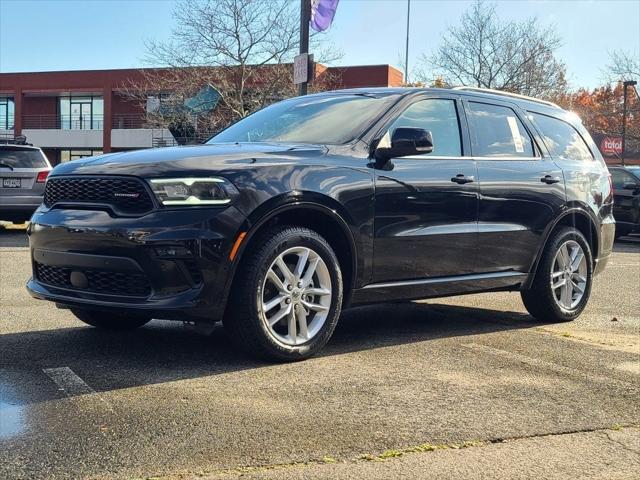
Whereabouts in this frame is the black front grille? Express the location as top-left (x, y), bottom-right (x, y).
top-left (44, 176), bottom-right (154, 215)
top-left (35, 262), bottom-right (151, 297)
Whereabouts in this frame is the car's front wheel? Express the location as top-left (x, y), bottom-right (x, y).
top-left (223, 226), bottom-right (343, 362)
top-left (70, 309), bottom-right (151, 330)
top-left (521, 227), bottom-right (593, 322)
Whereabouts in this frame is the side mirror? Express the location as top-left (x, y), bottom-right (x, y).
top-left (375, 127), bottom-right (434, 161)
top-left (622, 182), bottom-right (639, 191)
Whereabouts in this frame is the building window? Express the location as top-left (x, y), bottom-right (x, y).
top-left (60, 149), bottom-right (103, 163)
top-left (146, 93), bottom-right (170, 113)
top-left (0, 97), bottom-right (15, 130)
top-left (59, 96), bottom-right (104, 130)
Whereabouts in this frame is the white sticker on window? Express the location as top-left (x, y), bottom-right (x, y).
top-left (507, 116), bottom-right (525, 153)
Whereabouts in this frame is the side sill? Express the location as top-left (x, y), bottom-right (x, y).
top-left (350, 271), bottom-right (527, 305)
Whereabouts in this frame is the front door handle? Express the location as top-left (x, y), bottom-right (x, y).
top-left (541, 175), bottom-right (561, 184)
top-left (451, 174), bottom-right (475, 184)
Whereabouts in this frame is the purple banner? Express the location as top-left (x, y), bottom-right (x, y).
top-left (310, 0), bottom-right (340, 32)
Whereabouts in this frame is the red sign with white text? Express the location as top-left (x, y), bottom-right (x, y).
top-left (600, 136), bottom-right (623, 155)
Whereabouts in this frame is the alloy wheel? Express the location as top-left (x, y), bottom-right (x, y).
top-left (550, 240), bottom-right (588, 310)
top-left (260, 246), bottom-right (332, 346)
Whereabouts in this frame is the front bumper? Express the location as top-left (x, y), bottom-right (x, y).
top-left (26, 205), bottom-right (247, 321)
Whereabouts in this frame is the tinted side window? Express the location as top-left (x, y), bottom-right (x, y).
top-left (390, 99), bottom-right (462, 156)
top-left (529, 112), bottom-right (594, 162)
top-left (610, 169), bottom-right (638, 189)
top-left (467, 102), bottom-right (534, 157)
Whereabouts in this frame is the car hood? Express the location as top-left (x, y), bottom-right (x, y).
top-left (50, 143), bottom-right (327, 177)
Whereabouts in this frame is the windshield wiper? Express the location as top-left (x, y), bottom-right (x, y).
top-left (0, 162), bottom-right (14, 170)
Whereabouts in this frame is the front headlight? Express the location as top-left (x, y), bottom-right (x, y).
top-left (148, 177), bottom-right (238, 206)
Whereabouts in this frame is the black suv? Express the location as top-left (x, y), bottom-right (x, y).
top-left (27, 87), bottom-right (615, 361)
top-left (608, 166), bottom-right (640, 238)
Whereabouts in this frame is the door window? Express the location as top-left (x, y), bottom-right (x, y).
top-left (390, 99), bottom-right (462, 156)
top-left (467, 102), bottom-right (534, 157)
top-left (528, 112), bottom-right (594, 162)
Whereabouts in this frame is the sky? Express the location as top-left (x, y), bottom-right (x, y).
top-left (0, 0), bottom-right (638, 90)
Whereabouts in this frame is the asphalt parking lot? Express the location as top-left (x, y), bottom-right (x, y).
top-left (1, 223), bottom-right (639, 480)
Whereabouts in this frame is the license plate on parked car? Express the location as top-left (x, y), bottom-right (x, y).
top-left (2, 178), bottom-right (22, 188)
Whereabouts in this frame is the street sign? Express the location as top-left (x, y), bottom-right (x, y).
top-left (293, 53), bottom-right (309, 85)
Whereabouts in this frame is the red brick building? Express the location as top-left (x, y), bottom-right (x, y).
top-left (0, 64), bottom-right (403, 166)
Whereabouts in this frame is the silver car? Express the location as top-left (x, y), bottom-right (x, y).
top-left (0, 145), bottom-right (51, 224)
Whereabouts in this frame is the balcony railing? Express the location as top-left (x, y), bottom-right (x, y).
top-left (112, 114), bottom-right (153, 129)
top-left (22, 114), bottom-right (104, 130)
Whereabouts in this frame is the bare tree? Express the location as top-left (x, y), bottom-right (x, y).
top-left (605, 50), bottom-right (640, 83)
top-left (121, 0), bottom-right (341, 140)
top-left (419, 1), bottom-right (567, 99)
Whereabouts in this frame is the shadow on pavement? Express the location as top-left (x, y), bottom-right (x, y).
top-left (1, 301), bottom-right (537, 406)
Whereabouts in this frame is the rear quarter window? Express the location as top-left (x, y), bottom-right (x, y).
top-left (0, 148), bottom-right (48, 168)
top-left (529, 112), bottom-right (594, 162)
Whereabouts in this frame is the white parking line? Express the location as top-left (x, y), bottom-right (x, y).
top-left (43, 367), bottom-right (114, 412)
top-left (463, 343), bottom-right (635, 390)
top-left (43, 367), bottom-right (96, 396)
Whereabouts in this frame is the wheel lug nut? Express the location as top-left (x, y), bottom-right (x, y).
top-left (285, 298), bottom-right (291, 304)
top-left (287, 285), bottom-right (292, 291)
top-left (297, 281), bottom-right (303, 288)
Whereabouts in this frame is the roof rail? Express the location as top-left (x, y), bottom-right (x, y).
top-left (452, 86), bottom-right (560, 109)
top-left (0, 134), bottom-right (32, 146)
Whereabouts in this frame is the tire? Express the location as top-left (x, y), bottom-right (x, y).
top-left (223, 226), bottom-right (343, 362)
top-left (70, 309), bottom-right (151, 331)
top-left (521, 227), bottom-right (593, 323)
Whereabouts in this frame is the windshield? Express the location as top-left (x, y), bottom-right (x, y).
top-left (625, 166), bottom-right (640, 177)
top-left (0, 148), bottom-right (48, 168)
top-left (209, 94), bottom-right (399, 145)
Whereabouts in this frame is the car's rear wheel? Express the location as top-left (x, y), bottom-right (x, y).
top-left (521, 227), bottom-right (593, 322)
top-left (70, 309), bottom-right (151, 330)
top-left (223, 226), bottom-right (343, 362)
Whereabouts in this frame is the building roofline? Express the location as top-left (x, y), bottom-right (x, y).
top-left (0, 63), bottom-right (403, 77)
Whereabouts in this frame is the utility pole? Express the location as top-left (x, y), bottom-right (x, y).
top-left (299, 0), bottom-right (311, 96)
top-left (404, 0), bottom-right (411, 84)
top-left (622, 80), bottom-right (637, 166)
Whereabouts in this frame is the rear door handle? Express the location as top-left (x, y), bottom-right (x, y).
top-left (451, 174), bottom-right (475, 184)
top-left (541, 175), bottom-right (561, 184)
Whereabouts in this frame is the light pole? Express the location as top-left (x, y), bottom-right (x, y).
top-left (622, 80), bottom-right (637, 166)
top-left (404, 0), bottom-right (411, 84)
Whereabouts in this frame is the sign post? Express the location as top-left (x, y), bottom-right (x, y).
top-left (298, 0), bottom-right (311, 96)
